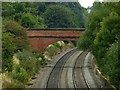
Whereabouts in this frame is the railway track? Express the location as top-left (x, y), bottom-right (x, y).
top-left (46, 48), bottom-right (77, 88)
top-left (46, 48), bottom-right (104, 89)
top-left (28, 48), bottom-right (115, 89)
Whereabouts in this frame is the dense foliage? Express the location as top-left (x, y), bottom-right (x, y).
top-left (2, 2), bottom-right (85, 28)
top-left (2, 32), bottom-right (15, 72)
top-left (77, 2), bottom-right (120, 89)
top-left (62, 2), bottom-right (85, 28)
top-left (2, 20), bottom-right (46, 88)
top-left (3, 20), bottom-right (29, 51)
top-left (43, 5), bottom-right (78, 28)
top-left (20, 13), bottom-right (45, 28)
top-left (2, 2), bottom-right (85, 88)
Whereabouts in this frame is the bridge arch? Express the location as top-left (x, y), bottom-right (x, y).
top-left (27, 28), bottom-right (85, 52)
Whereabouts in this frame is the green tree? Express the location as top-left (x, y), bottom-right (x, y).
top-left (43, 5), bottom-right (79, 28)
top-left (36, 2), bottom-right (46, 15)
top-left (102, 41), bottom-right (120, 89)
top-left (3, 20), bottom-right (29, 51)
top-left (20, 13), bottom-right (37, 28)
top-left (77, 6), bottom-right (104, 50)
top-left (2, 3), bottom-right (15, 19)
top-left (62, 2), bottom-right (85, 28)
top-left (20, 13), bottom-right (45, 28)
top-left (77, 2), bottom-right (120, 89)
top-left (94, 12), bottom-right (120, 59)
top-left (77, 2), bottom-right (119, 51)
top-left (2, 32), bottom-right (16, 72)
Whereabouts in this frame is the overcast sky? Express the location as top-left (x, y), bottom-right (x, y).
top-left (78, 0), bottom-right (103, 8)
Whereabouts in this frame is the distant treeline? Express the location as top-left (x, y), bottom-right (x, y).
top-left (2, 2), bottom-right (86, 28)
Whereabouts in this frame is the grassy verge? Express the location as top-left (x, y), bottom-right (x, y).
top-left (2, 41), bottom-right (74, 88)
top-left (2, 50), bottom-right (45, 88)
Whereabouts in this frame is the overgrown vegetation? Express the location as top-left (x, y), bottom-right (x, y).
top-left (2, 20), bottom-right (46, 88)
top-left (44, 41), bottom-right (74, 60)
top-left (77, 2), bottom-right (120, 89)
top-left (2, 2), bottom-right (85, 88)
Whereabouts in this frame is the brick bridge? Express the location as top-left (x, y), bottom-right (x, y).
top-left (27, 28), bottom-right (85, 52)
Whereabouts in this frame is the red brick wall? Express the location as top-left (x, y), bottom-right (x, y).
top-left (27, 29), bottom-right (85, 52)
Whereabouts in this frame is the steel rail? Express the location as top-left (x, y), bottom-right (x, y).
top-left (46, 48), bottom-right (77, 89)
top-left (73, 51), bottom-right (89, 89)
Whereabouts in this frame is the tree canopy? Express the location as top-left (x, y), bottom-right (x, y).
top-left (77, 2), bottom-right (120, 89)
top-left (43, 5), bottom-right (79, 28)
top-left (2, 2), bottom-right (85, 28)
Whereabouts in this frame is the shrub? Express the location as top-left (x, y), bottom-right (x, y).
top-left (32, 51), bottom-right (46, 65)
top-left (16, 50), bottom-right (42, 76)
top-left (16, 50), bottom-right (34, 61)
top-left (11, 65), bottom-right (29, 84)
top-left (94, 12), bottom-right (120, 59)
top-left (20, 13), bottom-right (46, 28)
top-left (2, 72), bottom-right (25, 88)
top-left (32, 50), bottom-right (45, 59)
top-left (2, 32), bottom-right (16, 72)
top-left (77, 31), bottom-right (92, 50)
top-left (101, 41), bottom-right (119, 89)
top-left (20, 58), bottom-right (37, 76)
top-left (45, 45), bottom-right (58, 57)
top-left (3, 20), bottom-right (29, 52)
top-left (53, 42), bottom-right (61, 48)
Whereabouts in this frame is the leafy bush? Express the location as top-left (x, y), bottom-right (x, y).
top-left (16, 50), bottom-right (42, 76)
top-left (3, 49), bottom-right (45, 88)
top-left (2, 32), bottom-right (16, 72)
top-left (32, 51), bottom-right (46, 65)
top-left (32, 50), bottom-right (45, 59)
top-left (77, 31), bottom-right (92, 50)
top-left (20, 58), bottom-right (38, 76)
top-left (20, 13), bottom-right (46, 28)
top-left (3, 20), bottom-right (25, 37)
top-left (53, 43), bottom-right (61, 48)
top-left (11, 65), bottom-right (29, 84)
top-left (3, 20), bottom-right (29, 52)
top-left (101, 42), bottom-right (119, 89)
top-left (2, 74), bottom-right (25, 88)
top-left (45, 45), bottom-right (58, 57)
top-left (94, 12), bottom-right (120, 59)
top-left (9, 80), bottom-right (25, 88)
top-left (16, 50), bottom-right (34, 61)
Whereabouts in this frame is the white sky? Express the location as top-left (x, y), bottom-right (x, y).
top-left (78, 0), bottom-right (103, 8)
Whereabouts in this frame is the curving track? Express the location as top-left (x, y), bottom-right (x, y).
top-left (28, 48), bottom-right (114, 89)
top-left (46, 48), bottom-right (102, 89)
top-left (46, 48), bottom-right (77, 88)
